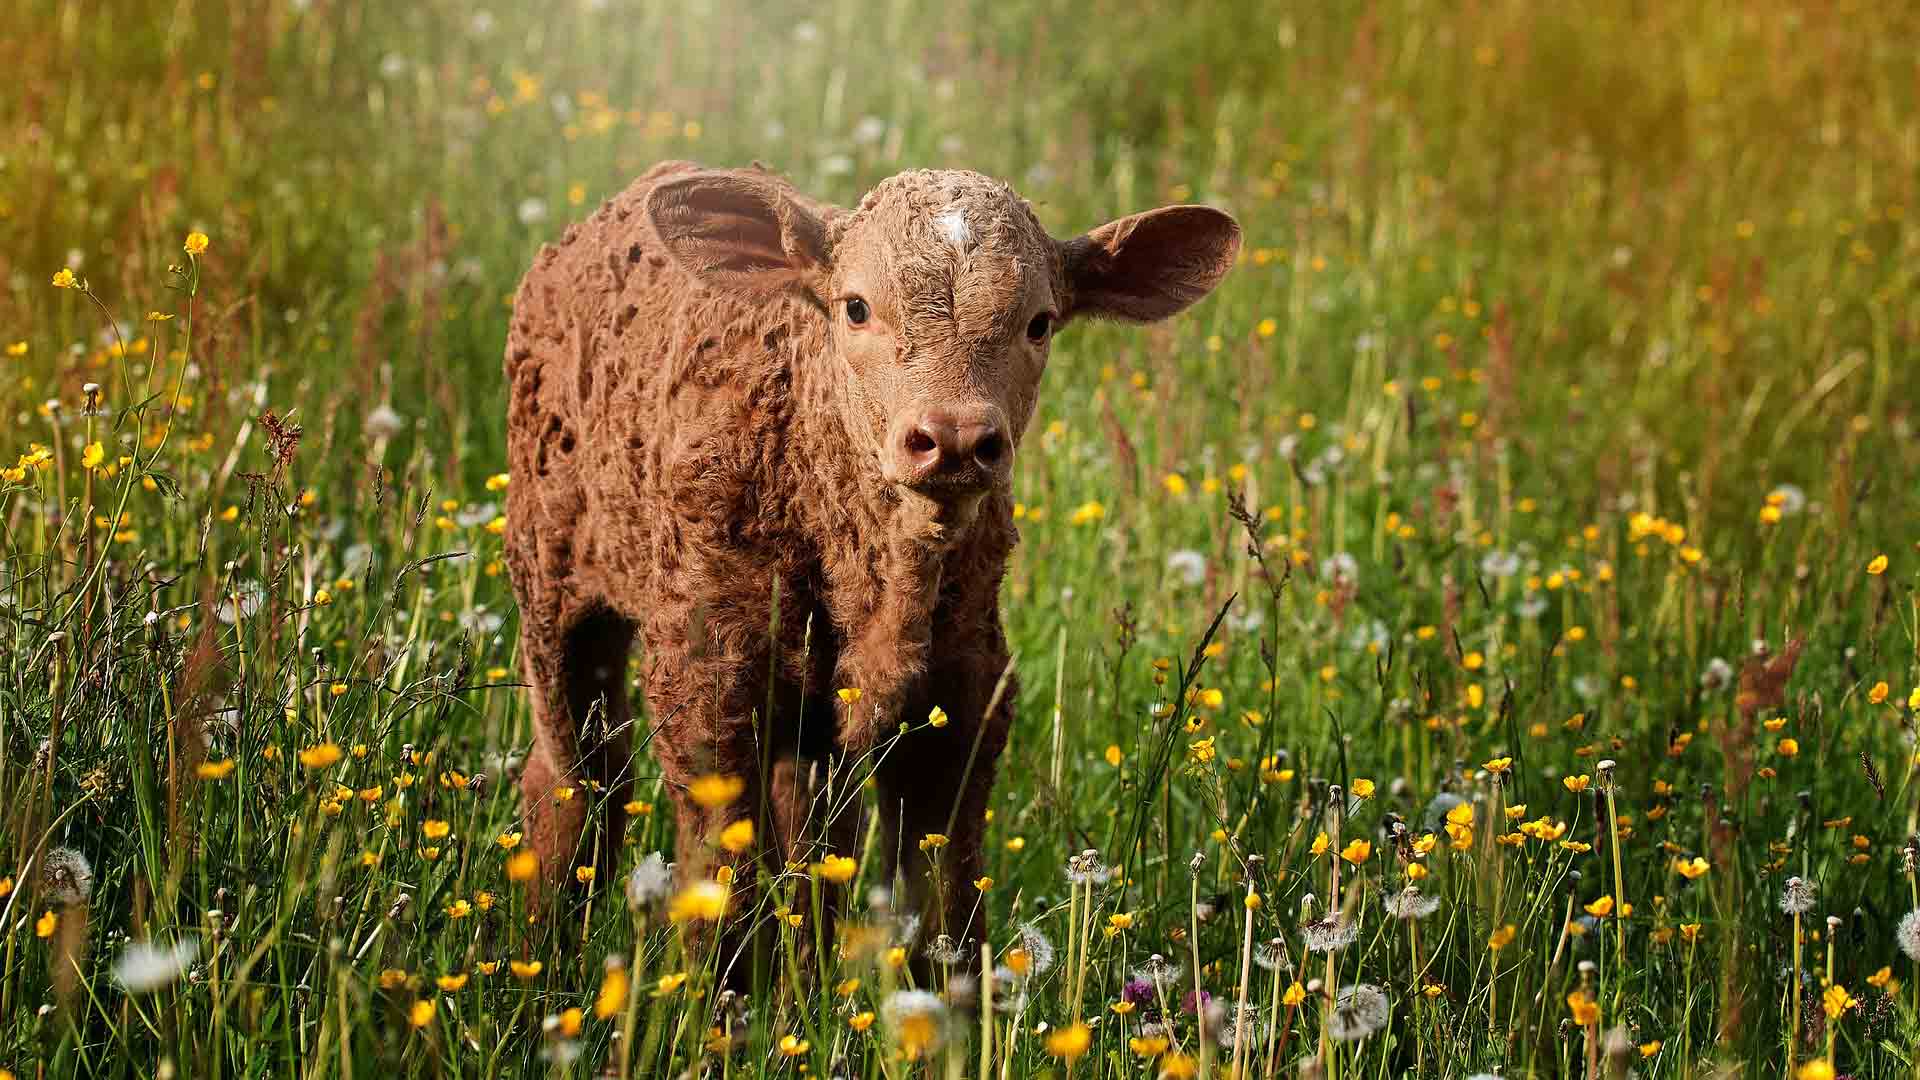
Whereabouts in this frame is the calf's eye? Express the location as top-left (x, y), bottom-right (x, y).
top-left (845, 297), bottom-right (870, 326)
top-left (1026, 312), bottom-right (1052, 342)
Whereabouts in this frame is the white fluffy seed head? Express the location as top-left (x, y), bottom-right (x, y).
top-left (1897, 909), bottom-right (1920, 963)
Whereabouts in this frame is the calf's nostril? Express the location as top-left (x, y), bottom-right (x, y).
top-left (905, 428), bottom-right (939, 460)
top-left (972, 431), bottom-right (1006, 466)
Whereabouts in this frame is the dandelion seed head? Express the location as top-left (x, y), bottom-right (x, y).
top-left (1254, 937), bottom-right (1293, 972)
top-left (1133, 953), bottom-right (1182, 984)
top-left (1897, 910), bottom-right (1920, 962)
top-left (626, 852), bottom-right (672, 908)
top-left (924, 933), bottom-right (962, 966)
top-left (1302, 914), bottom-right (1359, 953)
top-left (1327, 983), bottom-right (1389, 1041)
top-left (1384, 886), bottom-right (1441, 921)
top-left (1007, 923), bottom-right (1050, 973)
top-left (1166, 549), bottom-right (1207, 587)
top-left (115, 936), bottom-right (200, 992)
top-left (1781, 877), bottom-right (1817, 916)
top-left (42, 847), bottom-right (93, 906)
top-left (363, 403), bottom-right (406, 440)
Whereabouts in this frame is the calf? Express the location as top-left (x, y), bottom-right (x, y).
top-left (503, 160), bottom-right (1238, 963)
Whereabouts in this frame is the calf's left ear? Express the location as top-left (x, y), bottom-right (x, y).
top-left (646, 169), bottom-right (831, 296)
top-left (1061, 205), bottom-right (1241, 323)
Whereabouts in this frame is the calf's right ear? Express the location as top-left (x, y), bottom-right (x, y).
top-left (645, 170), bottom-right (831, 296)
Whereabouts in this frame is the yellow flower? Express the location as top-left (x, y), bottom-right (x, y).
top-left (1413, 832), bottom-right (1440, 854)
top-left (197, 758), bottom-right (237, 780)
top-left (4, 341), bottom-right (26, 356)
top-left (668, 881), bottom-right (729, 923)
top-left (1584, 896), bottom-right (1616, 917)
top-left (184, 232), bottom-right (210, 255)
top-left (778, 1034), bottom-right (811, 1057)
top-left (918, 833), bottom-right (949, 852)
top-left (1162, 473), bottom-right (1189, 497)
top-left (1070, 500), bottom-right (1106, 525)
top-left (1446, 802), bottom-right (1475, 826)
top-left (1488, 924), bottom-right (1516, 950)
top-left (1870, 681), bottom-right (1890, 704)
top-left (298, 743), bottom-right (343, 769)
top-left (52, 268), bottom-right (78, 289)
top-left (1672, 856), bottom-right (1709, 880)
top-left (1867, 554), bottom-right (1889, 575)
top-left (1823, 984), bottom-right (1856, 1020)
top-left (497, 831), bottom-right (522, 850)
top-left (927, 705), bottom-right (949, 728)
top-left (1563, 774), bottom-right (1591, 793)
top-left (1679, 923), bottom-right (1703, 943)
top-left (475, 961), bottom-right (499, 976)
top-left (1639, 1041), bottom-right (1662, 1058)
top-left (1566, 989), bottom-right (1600, 1026)
top-left (445, 899), bottom-right (472, 919)
top-left (575, 865), bottom-right (596, 884)
top-left (1483, 756), bottom-right (1513, 774)
top-left (1350, 778), bottom-right (1376, 798)
top-left (1105, 744), bottom-right (1123, 767)
top-left (836, 687), bottom-right (863, 704)
top-left (811, 854), bottom-right (857, 883)
top-left (1339, 838), bottom-right (1372, 865)
top-left (510, 960), bottom-right (543, 979)
top-left (36, 911), bottom-right (58, 938)
top-left (1159, 1053), bottom-right (1199, 1079)
top-left (687, 774), bottom-right (744, 809)
top-left (1869, 966), bottom-right (1894, 988)
top-left (408, 999), bottom-right (435, 1028)
top-left (1797, 1062), bottom-right (1835, 1080)
top-left (849, 1011), bottom-right (877, 1031)
top-left (595, 966), bottom-right (629, 1019)
top-left (653, 972), bottom-right (689, 997)
top-left (1778, 738), bottom-right (1800, 758)
top-left (1045, 1022), bottom-right (1092, 1060)
top-left (422, 819), bottom-right (451, 840)
top-left (435, 973), bottom-right (468, 991)
top-left (557, 1008), bottom-right (583, 1037)
top-left (719, 818), bottom-right (754, 853)
top-left (1310, 832), bottom-right (1330, 856)
top-left (1130, 1034), bottom-right (1170, 1057)
top-left (506, 850), bottom-right (539, 882)
top-left (1282, 981), bottom-right (1307, 1006)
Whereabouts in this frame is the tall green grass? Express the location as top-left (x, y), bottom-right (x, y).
top-left (1, 0), bottom-right (1917, 1075)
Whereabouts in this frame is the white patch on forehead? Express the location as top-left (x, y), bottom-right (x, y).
top-left (934, 207), bottom-right (972, 253)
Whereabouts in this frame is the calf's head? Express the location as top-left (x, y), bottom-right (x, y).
top-left (648, 167), bottom-right (1240, 520)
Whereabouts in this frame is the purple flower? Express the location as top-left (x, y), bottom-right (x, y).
top-left (1181, 989), bottom-right (1213, 1015)
top-left (1122, 979), bottom-right (1156, 1006)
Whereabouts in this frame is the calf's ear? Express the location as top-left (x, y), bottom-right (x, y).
top-left (1061, 205), bottom-right (1241, 323)
top-left (646, 170), bottom-right (830, 295)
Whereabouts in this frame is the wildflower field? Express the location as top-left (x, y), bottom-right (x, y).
top-left (4, 0), bottom-right (1920, 1076)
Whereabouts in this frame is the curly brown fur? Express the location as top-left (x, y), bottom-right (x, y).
top-left (503, 159), bottom-right (1238, 969)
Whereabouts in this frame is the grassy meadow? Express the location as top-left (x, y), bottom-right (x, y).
top-left (4, 0), bottom-right (1920, 1075)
